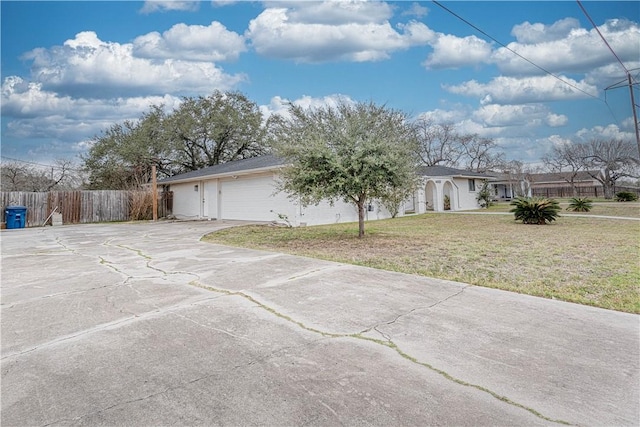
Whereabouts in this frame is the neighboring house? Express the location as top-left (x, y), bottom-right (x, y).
top-left (158, 155), bottom-right (494, 226)
top-left (490, 170), bottom-right (603, 200)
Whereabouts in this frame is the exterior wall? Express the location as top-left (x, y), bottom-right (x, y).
top-left (423, 177), bottom-right (481, 212)
top-left (454, 177), bottom-right (481, 210)
top-left (170, 181), bottom-right (202, 219)
top-left (170, 173), bottom-right (394, 226)
top-left (170, 171), bottom-right (484, 225)
top-left (219, 173), bottom-right (295, 223)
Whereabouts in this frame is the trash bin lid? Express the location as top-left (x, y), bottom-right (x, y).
top-left (6, 206), bottom-right (27, 210)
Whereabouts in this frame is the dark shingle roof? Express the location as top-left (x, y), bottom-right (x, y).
top-left (418, 165), bottom-right (495, 179)
top-left (158, 155), bottom-right (286, 184)
top-left (159, 155), bottom-right (495, 184)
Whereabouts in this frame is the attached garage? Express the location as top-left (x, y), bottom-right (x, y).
top-left (218, 173), bottom-right (293, 222)
top-left (159, 155), bottom-right (494, 226)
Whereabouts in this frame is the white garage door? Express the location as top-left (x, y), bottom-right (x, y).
top-left (220, 174), bottom-right (285, 221)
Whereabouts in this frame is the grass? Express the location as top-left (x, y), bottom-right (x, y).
top-left (203, 206), bottom-right (640, 314)
top-left (485, 200), bottom-right (640, 218)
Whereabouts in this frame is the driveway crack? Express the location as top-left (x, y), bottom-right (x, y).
top-left (187, 280), bottom-right (571, 426)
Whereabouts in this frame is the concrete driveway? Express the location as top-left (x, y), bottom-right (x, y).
top-left (1, 220), bottom-right (638, 426)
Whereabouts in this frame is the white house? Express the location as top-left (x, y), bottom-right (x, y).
top-left (158, 155), bottom-right (494, 226)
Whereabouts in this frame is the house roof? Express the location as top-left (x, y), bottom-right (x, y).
top-left (488, 170), bottom-right (600, 184)
top-left (159, 155), bottom-right (495, 184)
top-left (158, 155), bottom-right (285, 184)
top-left (419, 165), bottom-right (495, 179)
top-left (527, 171), bottom-right (599, 184)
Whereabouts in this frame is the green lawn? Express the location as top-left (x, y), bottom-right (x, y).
top-left (203, 209), bottom-right (640, 314)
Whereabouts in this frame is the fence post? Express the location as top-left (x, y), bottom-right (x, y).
top-left (152, 164), bottom-right (158, 221)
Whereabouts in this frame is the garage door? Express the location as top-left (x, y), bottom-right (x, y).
top-left (220, 174), bottom-right (284, 221)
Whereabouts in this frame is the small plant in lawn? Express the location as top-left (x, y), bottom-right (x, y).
top-left (476, 180), bottom-right (494, 208)
top-left (615, 191), bottom-right (638, 202)
top-left (270, 210), bottom-right (293, 227)
top-left (443, 195), bottom-right (451, 210)
top-left (566, 197), bottom-right (593, 212)
top-left (510, 197), bottom-right (561, 224)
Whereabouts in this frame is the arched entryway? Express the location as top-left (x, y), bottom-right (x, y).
top-left (425, 180), bottom-right (437, 211)
top-left (443, 181), bottom-right (454, 211)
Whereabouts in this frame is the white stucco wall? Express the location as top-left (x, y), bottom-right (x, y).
top-left (422, 177), bottom-right (481, 212)
top-left (169, 170), bottom-right (483, 224)
top-left (170, 181), bottom-right (203, 219)
top-left (454, 177), bottom-right (482, 210)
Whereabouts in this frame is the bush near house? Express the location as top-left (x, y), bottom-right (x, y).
top-left (476, 180), bottom-right (494, 208)
top-left (615, 191), bottom-right (638, 202)
top-left (510, 197), bottom-right (561, 224)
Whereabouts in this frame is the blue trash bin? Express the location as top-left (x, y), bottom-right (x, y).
top-left (5, 206), bottom-right (27, 229)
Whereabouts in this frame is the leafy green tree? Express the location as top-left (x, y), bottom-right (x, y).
top-left (273, 101), bottom-right (419, 237)
top-left (83, 91), bottom-right (270, 189)
top-left (165, 91), bottom-right (269, 171)
top-left (83, 106), bottom-right (172, 189)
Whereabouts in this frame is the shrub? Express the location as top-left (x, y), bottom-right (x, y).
top-left (566, 197), bottom-right (593, 212)
top-left (129, 190), bottom-right (153, 220)
top-left (510, 197), bottom-right (561, 225)
top-left (444, 195), bottom-right (451, 210)
top-left (615, 191), bottom-right (638, 202)
top-left (476, 180), bottom-right (494, 208)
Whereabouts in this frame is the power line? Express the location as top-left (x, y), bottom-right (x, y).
top-left (577, 0), bottom-right (640, 153)
top-left (577, 0), bottom-right (630, 75)
top-left (430, 0), bottom-right (603, 102)
top-left (0, 156), bottom-right (84, 172)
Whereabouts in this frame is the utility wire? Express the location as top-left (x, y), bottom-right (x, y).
top-left (0, 156), bottom-right (83, 171)
top-left (577, 0), bottom-right (631, 75)
top-left (431, 0), bottom-right (603, 102)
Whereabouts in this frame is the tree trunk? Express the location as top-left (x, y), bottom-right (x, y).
top-left (357, 199), bottom-right (366, 238)
top-left (603, 182), bottom-right (614, 199)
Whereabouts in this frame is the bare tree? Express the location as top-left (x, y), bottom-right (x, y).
top-left (500, 160), bottom-right (537, 197)
top-left (582, 139), bottom-right (639, 199)
top-left (542, 143), bottom-right (587, 197)
top-left (1, 159), bottom-right (83, 192)
top-left (413, 118), bottom-right (464, 167)
top-left (459, 135), bottom-right (505, 172)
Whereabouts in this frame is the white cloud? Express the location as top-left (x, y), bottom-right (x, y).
top-left (22, 31), bottom-right (246, 98)
top-left (140, 1), bottom-right (199, 14)
top-left (575, 123), bottom-right (635, 142)
top-left (2, 76), bottom-right (183, 146)
top-left (492, 19), bottom-right (640, 75)
top-left (402, 2), bottom-right (429, 18)
top-left (132, 21), bottom-right (246, 62)
top-left (260, 94), bottom-right (355, 120)
top-left (246, 5), bottom-right (434, 63)
top-left (511, 18), bottom-right (580, 44)
top-left (286, 0), bottom-right (394, 25)
top-left (445, 75), bottom-right (598, 104)
top-left (472, 104), bottom-right (568, 128)
top-left (423, 34), bottom-right (492, 69)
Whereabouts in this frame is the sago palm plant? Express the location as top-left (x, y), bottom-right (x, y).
top-left (566, 197), bottom-right (593, 212)
top-left (510, 197), bottom-right (561, 225)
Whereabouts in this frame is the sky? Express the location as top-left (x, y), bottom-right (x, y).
top-left (1, 0), bottom-right (639, 167)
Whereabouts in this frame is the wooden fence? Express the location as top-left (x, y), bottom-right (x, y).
top-left (1, 190), bottom-right (173, 227)
top-left (531, 185), bottom-right (640, 199)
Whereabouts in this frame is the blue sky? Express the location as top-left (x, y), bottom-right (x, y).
top-left (1, 1), bottom-right (639, 166)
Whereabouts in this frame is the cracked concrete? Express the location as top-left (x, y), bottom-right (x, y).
top-left (1, 220), bottom-right (638, 426)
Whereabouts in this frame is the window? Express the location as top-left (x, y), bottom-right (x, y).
top-left (468, 179), bottom-right (476, 192)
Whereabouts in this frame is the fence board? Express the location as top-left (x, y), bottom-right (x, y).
top-left (1, 190), bottom-right (169, 227)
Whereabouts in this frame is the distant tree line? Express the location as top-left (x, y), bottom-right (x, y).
top-left (0, 159), bottom-right (84, 192)
top-left (3, 90), bottom-right (637, 206)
